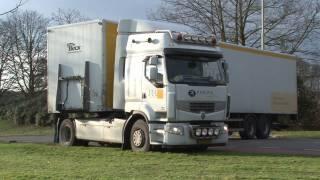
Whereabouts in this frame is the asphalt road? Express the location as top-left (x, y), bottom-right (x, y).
top-left (212, 138), bottom-right (320, 156)
top-left (0, 135), bottom-right (319, 156)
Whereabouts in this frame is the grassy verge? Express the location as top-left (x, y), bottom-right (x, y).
top-left (0, 143), bottom-right (319, 179)
top-left (0, 120), bottom-right (53, 136)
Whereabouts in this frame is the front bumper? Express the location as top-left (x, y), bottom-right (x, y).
top-left (149, 122), bottom-right (228, 146)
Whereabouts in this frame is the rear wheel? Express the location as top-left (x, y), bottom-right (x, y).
top-left (256, 116), bottom-right (271, 139)
top-left (239, 116), bottom-right (256, 139)
top-left (130, 120), bottom-right (150, 152)
top-left (59, 119), bottom-right (76, 146)
top-left (59, 119), bottom-right (86, 146)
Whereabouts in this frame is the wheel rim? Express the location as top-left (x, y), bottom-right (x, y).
top-left (132, 129), bottom-right (145, 147)
top-left (61, 126), bottom-right (71, 143)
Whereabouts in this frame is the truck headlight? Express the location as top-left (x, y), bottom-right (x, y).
top-left (223, 125), bottom-right (228, 132)
top-left (208, 128), bottom-right (214, 136)
top-left (201, 128), bottom-right (208, 136)
top-left (214, 128), bottom-right (220, 136)
top-left (165, 126), bottom-right (184, 135)
top-left (195, 128), bottom-right (202, 136)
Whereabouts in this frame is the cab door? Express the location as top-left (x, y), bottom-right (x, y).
top-left (124, 55), bottom-right (144, 111)
top-left (142, 56), bottom-right (166, 114)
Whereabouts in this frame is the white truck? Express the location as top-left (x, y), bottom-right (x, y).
top-left (47, 19), bottom-right (229, 151)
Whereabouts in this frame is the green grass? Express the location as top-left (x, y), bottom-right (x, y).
top-left (0, 120), bottom-right (53, 136)
top-left (0, 143), bottom-right (319, 179)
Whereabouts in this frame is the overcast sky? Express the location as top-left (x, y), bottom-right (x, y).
top-left (0, 0), bottom-right (162, 21)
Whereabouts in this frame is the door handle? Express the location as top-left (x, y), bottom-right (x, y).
top-left (142, 93), bottom-right (146, 99)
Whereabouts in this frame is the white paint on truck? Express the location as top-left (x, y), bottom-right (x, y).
top-left (220, 43), bottom-right (297, 114)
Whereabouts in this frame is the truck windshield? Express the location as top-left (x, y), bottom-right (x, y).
top-left (166, 55), bottom-right (225, 86)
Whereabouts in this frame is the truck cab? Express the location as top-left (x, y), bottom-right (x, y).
top-left (48, 19), bottom-right (229, 151)
top-left (113, 20), bottom-right (229, 149)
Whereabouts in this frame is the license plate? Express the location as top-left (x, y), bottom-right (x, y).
top-left (197, 139), bottom-right (211, 144)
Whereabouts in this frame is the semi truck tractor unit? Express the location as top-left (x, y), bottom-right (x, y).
top-left (47, 19), bottom-right (229, 151)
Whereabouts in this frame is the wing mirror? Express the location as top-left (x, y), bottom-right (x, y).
top-left (146, 66), bottom-right (158, 82)
top-left (148, 56), bottom-right (158, 65)
top-left (221, 60), bottom-right (229, 83)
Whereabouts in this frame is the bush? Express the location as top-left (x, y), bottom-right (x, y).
top-left (297, 76), bottom-right (320, 130)
top-left (0, 91), bottom-right (50, 127)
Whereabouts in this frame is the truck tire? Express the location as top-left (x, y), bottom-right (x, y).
top-left (256, 116), bottom-right (271, 139)
top-left (130, 120), bottom-right (150, 152)
top-left (59, 119), bottom-right (77, 146)
top-left (239, 116), bottom-right (256, 139)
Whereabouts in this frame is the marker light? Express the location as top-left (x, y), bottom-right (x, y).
top-left (183, 35), bottom-right (192, 41)
top-left (208, 128), bottom-right (214, 136)
top-left (171, 32), bottom-right (217, 47)
top-left (201, 128), bottom-right (208, 136)
top-left (191, 35), bottom-right (198, 41)
top-left (198, 36), bottom-right (206, 42)
top-left (195, 128), bottom-right (202, 136)
top-left (211, 36), bottom-right (217, 46)
top-left (172, 32), bottom-right (183, 41)
top-left (214, 128), bottom-right (220, 136)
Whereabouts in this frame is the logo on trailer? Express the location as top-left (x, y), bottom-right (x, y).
top-left (188, 90), bottom-right (196, 97)
top-left (67, 43), bottom-right (81, 53)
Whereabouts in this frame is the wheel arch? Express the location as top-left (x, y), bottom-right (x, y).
top-left (122, 111), bottom-right (148, 150)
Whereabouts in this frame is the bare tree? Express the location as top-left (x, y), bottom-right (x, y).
top-left (0, 0), bottom-right (25, 16)
top-left (51, 8), bottom-right (89, 25)
top-left (6, 10), bottom-right (49, 97)
top-left (148, 0), bottom-right (260, 45)
top-left (0, 20), bottom-right (13, 96)
top-left (148, 0), bottom-right (320, 55)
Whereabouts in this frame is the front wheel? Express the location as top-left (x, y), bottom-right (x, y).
top-left (130, 120), bottom-right (150, 152)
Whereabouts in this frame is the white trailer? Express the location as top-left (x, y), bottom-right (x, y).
top-left (220, 43), bottom-right (298, 139)
top-left (47, 19), bottom-right (229, 151)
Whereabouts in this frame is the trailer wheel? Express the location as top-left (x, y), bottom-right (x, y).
top-left (256, 116), bottom-right (271, 139)
top-left (239, 116), bottom-right (256, 139)
top-left (59, 119), bottom-right (77, 146)
top-left (130, 120), bottom-right (150, 152)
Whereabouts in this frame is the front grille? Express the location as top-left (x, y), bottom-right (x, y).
top-left (177, 101), bottom-right (225, 113)
top-left (190, 102), bottom-right (215, 113)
